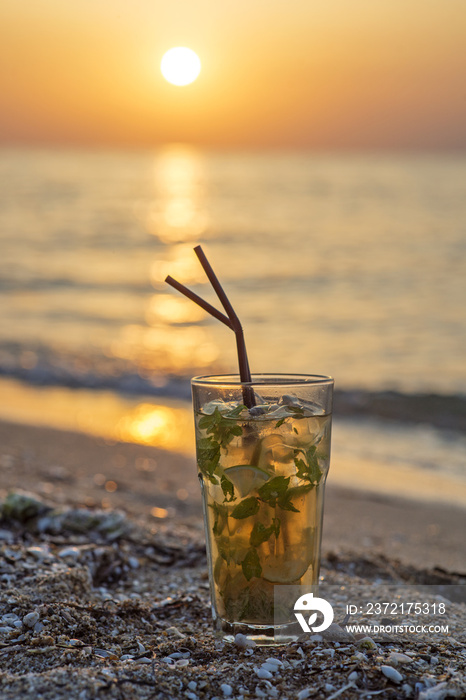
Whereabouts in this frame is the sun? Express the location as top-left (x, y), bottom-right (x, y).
top-left (160, 47), bottom-right (201, 86)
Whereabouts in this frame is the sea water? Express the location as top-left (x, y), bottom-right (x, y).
top-left (0, 146), bottom-right (465, 501)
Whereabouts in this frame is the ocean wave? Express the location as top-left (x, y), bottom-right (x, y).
top-left (1, 348), bottom-right (465, 432)
top-left (333, 390), bottom-right (466, 433)
top-left (0, 277), bottom-right (153, 294)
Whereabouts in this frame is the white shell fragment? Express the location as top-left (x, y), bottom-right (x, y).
top-left (381, 665), bottom-right (404, 683)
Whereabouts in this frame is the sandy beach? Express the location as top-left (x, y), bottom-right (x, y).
top-left (1, 419), bottom-right (465, 573)
top-left (1, 418), bottom-right (465, 699)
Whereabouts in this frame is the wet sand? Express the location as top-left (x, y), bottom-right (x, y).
top-left (1, 419), bottom-right (464, 574)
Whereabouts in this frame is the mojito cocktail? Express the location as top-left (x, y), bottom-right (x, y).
top-left (192, 374), bottom-right (333, 645)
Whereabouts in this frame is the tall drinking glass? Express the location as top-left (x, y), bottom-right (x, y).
top-left (192, 374), bottom-right (333, 646)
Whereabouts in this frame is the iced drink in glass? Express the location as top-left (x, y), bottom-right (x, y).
top-left (192, 374), bottom-right (333, 645)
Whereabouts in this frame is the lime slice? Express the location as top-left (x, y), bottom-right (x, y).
top-left (224, 465), bottom-right (270, 498)
top-left (262, 556), bottom-right (312, 584)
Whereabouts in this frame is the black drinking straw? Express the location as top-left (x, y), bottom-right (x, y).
top-left (165, 246), bottom-right (256, 408)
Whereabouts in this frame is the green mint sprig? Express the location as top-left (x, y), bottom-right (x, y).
top-left (197, 406), bottom-right (246, 488)
top-left (242, 547), bottom-right (262, 581)
top-left (250, 518), bottom-right (281, 546)
top-left (294, 445), bottom-right (322, 485)
top-left (198, 406), bottom-right (244, 447)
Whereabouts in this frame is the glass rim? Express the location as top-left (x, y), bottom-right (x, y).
top-left (191, 373), bottom-right (334, 387)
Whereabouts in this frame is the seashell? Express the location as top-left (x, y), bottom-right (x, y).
top-left (381, 665), bottom-right (404, 683)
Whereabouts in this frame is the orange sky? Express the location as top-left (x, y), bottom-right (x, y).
top-left (1, 0), bottom-right (466, 149)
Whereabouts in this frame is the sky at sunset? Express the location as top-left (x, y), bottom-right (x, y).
top-left (1, 0), bottom-right (466, 150)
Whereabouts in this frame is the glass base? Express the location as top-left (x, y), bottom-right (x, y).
top-left (214, 617), bottom-right (302, 646)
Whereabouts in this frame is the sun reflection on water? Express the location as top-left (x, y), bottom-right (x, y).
top-left (146, 145), bottom-right (209, 244)
top-left (116, 403), bottom-right (194, 452)
top-left (150, 243), bottom-right (207, 286)
top-left (145, 294), bottom-right (206, 325)
top-left (111, 145), bottom-right (222, 379)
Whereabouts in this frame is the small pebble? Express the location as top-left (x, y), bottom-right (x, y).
top-left (187, 681), bottom-right (197, 691)
top-left (381, 665), bottom-right (403, 684)
top-left (297, 689), bottom-right (315, 700)
top-left (68, 639), bottom-right (83, 647)
top-left (357, 636), bottom-right (377, 650)
top-left (23, 612), bottom-right (40, 628)
top-left (321, 623), bottom-right (354, 642)
top-left (348, 671), bottom-right (359, 681)
top-left (261, 662), bottom-right (279, 673)
top-left (2, 614), bottom-right (19, 623)
top-left (58, 547), bottom-right (81, 560)
top-left (308, 634), bottom-right (323, 643)
top-left (234, 633), bottom-right (255, 649)
top-left (388, 652), bottom-right (413, 666)
top-left (168, 651), bottom-right (190, 659)
top-left (27, 545), bottom-right (53, 561)
top-left (220, 684), bottom-right (233, 696)
top-left (255, 667), bottom-right (273, 680)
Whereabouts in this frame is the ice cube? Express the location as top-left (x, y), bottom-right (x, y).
top-left (280, 394), bottom-right (301, 407)
top-left (255, 433), bottom-right (294, 471)
top-left (201, 399), bottom-right (238, 415)
top-left (248, 405), bottom-right (267, 417)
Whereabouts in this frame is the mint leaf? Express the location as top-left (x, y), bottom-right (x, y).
top-left (200, 407), bottom-right (243, 448)
top-left (277, 490), bottom-right (300, 512)
top-left (288, 483), bottom-right (314, 498)
top-left (217, 536), bottom-right (236, 563)
top-left (198, 413), bottom-right (215, 429)
top-left (241, 547), bottom-right (262, 581)
top-left (294, 455), bottom-right (309, 481)
top-left (220, 475), bottom-right (236, 503)
top-left (210, 502), bottom-right (228, 536)
top-left (294, 445), bottom-right (322, 485)
top-left (258, 476), bottom-right (290, 507)
top-left (306, 446), bottom-right (322, 484)
top-left (197, 435), bottom-right (220, 481)
top-left (231, 497), bottom-right (260, 519)
top-left (285, 405), bottom-right (305, 417)
top-left (250, 518), bottom-right (281, 546)
top-left (225, 404), bottom-right (247, 418)
top-left (275, 417), bottom-right (286, 428)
